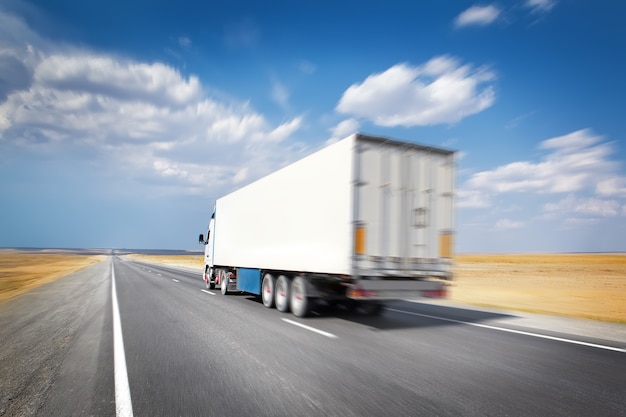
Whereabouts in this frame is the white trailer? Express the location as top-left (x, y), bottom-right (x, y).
top-left (198, 133), bottom-right (455, 317)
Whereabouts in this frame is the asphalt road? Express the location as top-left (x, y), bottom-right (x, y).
top-left (1, 255), bottom-right (625, 417)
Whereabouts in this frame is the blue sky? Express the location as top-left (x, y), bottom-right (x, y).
top-left (1, 0), bottom-right (625, 253)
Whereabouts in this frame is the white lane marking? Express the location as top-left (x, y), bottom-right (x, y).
top-left (201, 290), bottom-right (215, 295)
top-left (282, 318), bottom-right (338, 339)
top-left (172, 279), bottom-right (180, 283)
top-left (386, 308), bottom-right (626, 353)
top-left (157, 273), bottom-right (162, 276)
top-left (111, 264), bottom-right (134, 417)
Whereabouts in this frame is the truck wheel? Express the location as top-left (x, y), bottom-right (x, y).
top-left (261, 273), bottom-right (276, 308)
top-left (290, 276), bottom-right (310, 317)
top-left (275, 275), bottom-right (290, 312)
top-left (220, 270), bottom-right (230, 295)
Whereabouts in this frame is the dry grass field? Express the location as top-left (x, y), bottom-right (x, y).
top-left (1, 251), bottom-right (624, 323)
top-left (0, 252), bottom-right (105, 302)
top-left (453, 254), bottom-right (626, 323)
top-left (124, 254), bottom-right (203, 270)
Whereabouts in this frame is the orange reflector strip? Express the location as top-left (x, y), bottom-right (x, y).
top-left (439, 232), bottom-right (453, 258)
top-left (354, 226), bottom-right (366, 255)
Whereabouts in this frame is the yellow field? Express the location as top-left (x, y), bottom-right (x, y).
top-left (123, 254), bottom-right (203, 270)
top-left (0, 253), bottom-right (105, 302)
top-left (453, 254), bottom-right (626, 323)
top-left (1, 252), bottom-right (625, 323)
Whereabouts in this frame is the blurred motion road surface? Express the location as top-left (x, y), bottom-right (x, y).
top-left (1, 256), bottom-right (625, 416)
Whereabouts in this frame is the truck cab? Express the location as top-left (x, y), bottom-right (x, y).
top-left (198, 211), bottom-right (216, 289)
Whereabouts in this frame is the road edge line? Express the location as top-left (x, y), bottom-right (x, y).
top-left (112, 262), bottom-right (134, 417)
top-left (386, 308), bottom-right (626, 353)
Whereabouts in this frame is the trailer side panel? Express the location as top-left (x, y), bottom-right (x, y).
top-left (214, 136), bottom-right (355, 275)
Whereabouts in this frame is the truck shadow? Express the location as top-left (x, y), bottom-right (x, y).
top-left (315, 300), bottom-right (517, 331)
top-left (242, 296), bottom-right (516, 330)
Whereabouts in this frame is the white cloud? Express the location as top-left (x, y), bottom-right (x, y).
top-left (525, 0), bottom-right (556, 14)
top-left (495, 219), bottom-right (524, 230)
top-left (336, 56), bottom-right (495, 127)
top-left (0, 10), bottom-right (306, 197)
top-left (575, 198), bottom-right (620, 216)
top-left (544, 196), bottom-right (622, 217)
top-left (462, 129), bottom-right (626, 235)
top-left (34, 54), bottom-right (202, 105)
top-left (457, 189), bottom-right (491, 208)
top-left (597, 178), bottom-right (626, 197)
top-left (271, 79), bottom-right (290, 109)
top-left (327, 118), bottom-right (360, 145)
top-left (266, 117), bottom-right (302, 142)
top-left (467, 129), bottom-right (617, 194)
top-left (454, 5), bottom-right (501, 28)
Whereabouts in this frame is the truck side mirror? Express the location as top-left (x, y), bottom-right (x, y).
top-left (198, 234), bottom-right (204, 244)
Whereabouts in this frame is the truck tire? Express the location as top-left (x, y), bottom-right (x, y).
top-left (261, 273), bottom-right (276, 308)
top-left (290, 276), bottom-right (310, 317)
top-left (220, 270), bottom-right (230, 295)
top-left (275, 275), bottom-right (290, 312)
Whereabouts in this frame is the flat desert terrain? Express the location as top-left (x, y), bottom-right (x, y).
top-left (0, 251), bottom-right (105, 302)
top-left (452, 254), bottom-right (626, 323)
top-left (1, 251), bottom-right (624, 323)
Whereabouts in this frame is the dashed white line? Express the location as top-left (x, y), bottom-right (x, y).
top-left (386, 308), bottom-right (626, 353)
top-left (111, 263), bottom-right (134, 417)
top-left (172, 279), bottom-right (180, 283)
top-left (201, 289), bottom-right (215, 295)
top-left (157, 273), bottom-right (162, 276)
top-left (282, 318), bottom-right (338, 339)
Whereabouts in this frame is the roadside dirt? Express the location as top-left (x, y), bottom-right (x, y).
top-left (0, 252), bottom-right (105, 302)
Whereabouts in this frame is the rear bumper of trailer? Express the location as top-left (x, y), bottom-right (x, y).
top-left (346, 278), bottom-right (448, 300)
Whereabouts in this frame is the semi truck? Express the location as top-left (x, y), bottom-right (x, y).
top-left (198, 133), bottom-right (455, 317)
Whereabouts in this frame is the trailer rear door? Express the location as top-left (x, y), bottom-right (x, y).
top-left (352, 136), bottom-right (454, 279)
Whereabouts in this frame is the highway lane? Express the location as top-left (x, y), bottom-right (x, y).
top-left (1, 255), bottom-right (625, 416)
top-left (0, 259), bottom-right (114, 417)
top-left (116, 256), bottom-right (626, 417)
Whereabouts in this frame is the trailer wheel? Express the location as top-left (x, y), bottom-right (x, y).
top-left (261, 273), bottom-right (276, 308)
top-left (290, 276), bottom-right (310, 318)
top-left (275, 275), bottom-right (290, 312)
top-left (220, 270), bottom-right (230, 295)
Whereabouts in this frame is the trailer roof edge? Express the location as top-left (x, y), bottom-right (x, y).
top-left (355, 133), bottom-right (456, 156)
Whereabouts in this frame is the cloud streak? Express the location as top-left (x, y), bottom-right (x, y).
top-left (467, 130), bottom-right (615, 194)
top-left (459, 129), bottom-right (626, 229)
top-left (454, 5), bottom-right (501, 28)
top-left (0, 10), bottom-right (306, 199)
top-left (336, 56), bottom-right (495, 127)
